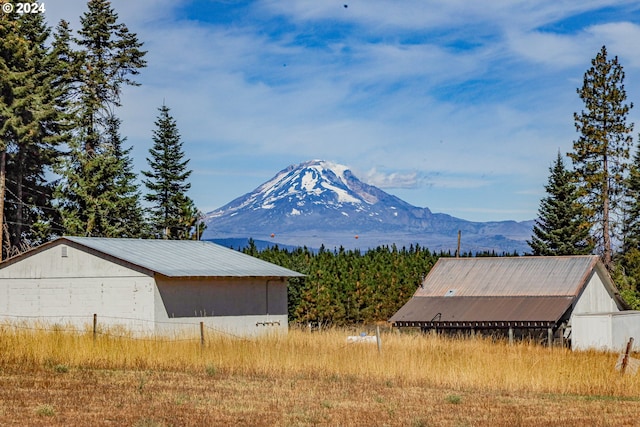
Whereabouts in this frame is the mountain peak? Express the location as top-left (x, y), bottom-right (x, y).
top-left (255, 159), bottom-right (362, 206)
top-left (209, 160), bottom-right (403, 221)
top-left (203, 160), bottom-right (533, 254)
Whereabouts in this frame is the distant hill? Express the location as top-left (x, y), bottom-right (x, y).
top-left (202, 160), bottom-right (534, 253)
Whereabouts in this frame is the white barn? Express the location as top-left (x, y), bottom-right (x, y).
top-left (0, 237), bottom-right (304, 337)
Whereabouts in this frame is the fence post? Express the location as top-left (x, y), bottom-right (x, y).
top-left (376, 325), bottom-right (382, 355)
top-left (621, 337), bottom-right (634, 375)
top-left (93, 313), bottom-right (97, 341)
top-left (200, 321), bottom-right (205, 349)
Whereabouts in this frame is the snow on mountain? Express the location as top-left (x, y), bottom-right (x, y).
top-left (210, 160), bottom-right (394, 214)
top-left (203, 160), bottom-right (534, 253)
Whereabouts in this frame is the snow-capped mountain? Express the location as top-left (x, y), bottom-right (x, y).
top-left (203, 160), bottom-right (534, 253)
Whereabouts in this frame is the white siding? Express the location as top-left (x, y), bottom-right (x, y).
top-left (573, 311), bottom-right (640, 351)
top-left (0, 243), bottom-right (149, 279)
top-left (152, 313), bottom-right (288, 338)
top-left (572, 271), bottom-right (620, 314)
top-left (0, 243), bottom-right (156, 331)
top-left (0, 277), bottom-right (156, 331)
top-left (571, 313), bottom-right (612, 350)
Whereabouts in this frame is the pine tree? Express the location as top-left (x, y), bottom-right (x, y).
top-left (56, 0), bottom-right (147, 237)
top-left (143, 104), bottom-right (202, 239)
top-left (529, 152), bottom-right (593, 255)
top-left (568, 46), bottom-right (634, 270)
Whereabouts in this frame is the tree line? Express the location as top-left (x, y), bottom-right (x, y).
top-left (529, 46), bottom-right (640, 307)
top-left (244, 240), bottom-right (512, 326)
top-left (244, 241), bottom-right (438, 326)
top-left (0, 0), bottom-right (202, 260)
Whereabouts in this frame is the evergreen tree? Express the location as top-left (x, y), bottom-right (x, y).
top-left (623, 142), bottom-right (640, 252)
top-left (0, 12), bottom-right (22, 259)
top-left (74, 0), bottom-right (146, 154)
top-left (103, 114), bottom-right (145, 236)
top-left (568, 46), bottom-right (634, 270)
top-left (56, 0), bottom-right (147, 237)
top-left (246, 243), bottom-right (438, 326)
top-left (529, 152), bottom-right (593, 255)
top-left (0, 12), bottom-right (68, 258)
top-left (143, 104), bottom-right (202, 239)
top-left (616, 142), bottom-right (640, 308)
top-left (57, 115), bottom-right (143, 237)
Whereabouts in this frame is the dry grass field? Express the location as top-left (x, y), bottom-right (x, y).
top-left (1, 325), bottom-right (639, 426)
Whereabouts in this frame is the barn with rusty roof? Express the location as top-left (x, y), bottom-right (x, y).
top-left (0, 237), bottom-right (304, 337)
top-left (389, 255), bottom-right (629, 348)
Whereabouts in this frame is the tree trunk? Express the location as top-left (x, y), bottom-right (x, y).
top-left (0, 149), bottom-right (6, 262)
top-left (602, 152), bottom-right (612, 270)
top-left (16, 151), bottom-right (24, 248)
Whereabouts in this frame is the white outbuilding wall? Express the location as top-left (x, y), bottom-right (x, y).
top-left (0, 242), bottom-right (156, 332)
top-left (572, 311), bottom-right (640, 352)
top-left (572, 270), bottom-right (622, 315)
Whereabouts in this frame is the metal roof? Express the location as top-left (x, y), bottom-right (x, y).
top-left (60, 237), bottom-right (304, 278)
top-left (389, 256), bottom-right (627, 328)
top-left (414, 256), bottom-right (602, 297)
top-left (389, 296), bottom-right (574, 328)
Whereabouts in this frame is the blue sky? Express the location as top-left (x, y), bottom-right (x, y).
top-left (45, 0), bottom-right (640, 222)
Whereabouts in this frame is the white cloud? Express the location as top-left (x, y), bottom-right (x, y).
top-left (41, 0), bottom-right (640, 222)
top-left (362, 168), bottom-right (420, 189)
top-left (586, 22), bottom-right (640, 68)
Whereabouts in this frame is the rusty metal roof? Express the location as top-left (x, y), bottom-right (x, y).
top-left (389, 256), bottom-right (627, 328)
top-left (389, 296), bottom-right (574, 328)
top-left (413, 256), bottom-right (601, 297)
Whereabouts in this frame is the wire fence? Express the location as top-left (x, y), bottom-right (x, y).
top-left (0, 313), bottom-right (385, 356)
top-left (0, 313), bottom-right (266, 343)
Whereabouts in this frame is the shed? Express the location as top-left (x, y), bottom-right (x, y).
top-left (389, 256), bottom-right (628, 348)
top-left (0, 237), bottom-right (304, 337)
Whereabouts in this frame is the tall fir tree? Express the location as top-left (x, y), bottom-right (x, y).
top-left (0, 11), bottom-right (23, 259)
top-left (568, 45), bottom-right (634, 271)
top-left (74, 0), bottom-right (145, 154)
top-left (528, 152), bottom-right (593, 256)
top-left (56, 0), bottom-right (147, 237)
top-left (143, 104), bottom-right (203, 239)
top-left (0, 12), bottom-right (68, 259)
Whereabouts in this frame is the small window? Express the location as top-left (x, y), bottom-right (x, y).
top-left (61, 246), bottom-right (68, 258)
top-left (444, 289), bottom-right (456, 297)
